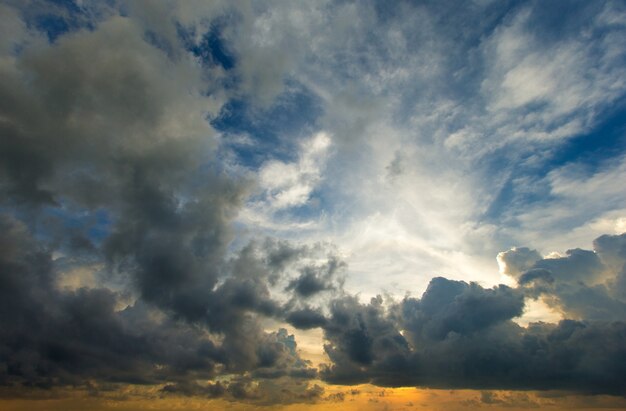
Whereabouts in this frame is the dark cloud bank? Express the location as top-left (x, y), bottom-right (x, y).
top-left (0, 1), bottom-right (625, 403)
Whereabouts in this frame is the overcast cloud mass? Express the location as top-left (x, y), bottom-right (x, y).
top-left (1, 0), bottom-right (626, 409)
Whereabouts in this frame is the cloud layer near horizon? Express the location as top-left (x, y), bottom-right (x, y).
top-left (320, 232), bottom-right (626, 394)
top-left (1, 0), bottom-right (626, 405)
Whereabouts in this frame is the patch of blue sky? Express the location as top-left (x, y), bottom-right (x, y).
top-left (176, 20), bottom-right (240, 95)
top-left (178, 20), bottom-right (236, 71)
top-left (482, 97), bottom-right (626, 224)
top-left (33, 13), bottom-right (71, 42)
top-left (547, 97), bottom-right (626, 175)
top-left (36, 203), bottom-right (113, 248)
top-left (26, 0), bottom-right (97, 43)
top-left (483, 172), bottom-right (552, 227)
top-left (523, 1), bottom-right (607, 44)
top-left (213, 82), bottom-right (324, 169)
top-left (88, 208), bottom-right (112, 243)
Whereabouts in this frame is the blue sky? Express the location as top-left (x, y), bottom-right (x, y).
top-left (1, 0), bottom-right (626, 408)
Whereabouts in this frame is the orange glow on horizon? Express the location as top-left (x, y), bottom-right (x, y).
top-left (2, 384), bottom-right (626, 411)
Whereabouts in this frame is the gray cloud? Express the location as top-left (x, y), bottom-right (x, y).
top-left (286, 256), bottom-right (345, 298)
top-left (498, 247), bottom-right (543, 279)
top-left (285, 307), bottom-right (328, 329)
top-left (0, 4), bottom-right (317, 398)
top-left (320, 267), bottom-right (626, 394)
top-left (0, 215), bottom-right (222, 388)
top-left (309, 231), bottom-right (621, 394)
top-left (511, 234), bottom-right (626, 321)
top-left (0, 214), bottom-right (316, 392)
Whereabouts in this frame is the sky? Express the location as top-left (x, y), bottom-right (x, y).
top-left (1, 0), bottom-right (626, 410)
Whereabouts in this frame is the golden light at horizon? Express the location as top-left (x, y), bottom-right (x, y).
top-left (2, 384), bottom-right (626, 411)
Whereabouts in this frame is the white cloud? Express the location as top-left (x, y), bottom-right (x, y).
top-left (480, 4), bottom-right (626, 144)
top-left (498, 157), bottom-right (626, 252)
top-left (160, 0), bottom-right (626, 311)
top-left (259, 132), bottom-right (330, 210)
top-left (238, 132), bottom-right (331, 231)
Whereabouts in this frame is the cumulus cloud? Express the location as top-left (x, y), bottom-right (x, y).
top-left (315, 234), bottom-right (626, 395)
top-left (319, 274), bottom-right (626, 394)
top-left (497, 247), bottom-right (542, 278)
top-left (0, 214), bottom-right (217, 388)
top-left (0, 214), bottom-right (320, 394)
top-left (286, 255), bottom-right (345, 297)
top-left (505, 233), bottom-right (626, 321)
top-left (0, 3), bottom-right (320, 399)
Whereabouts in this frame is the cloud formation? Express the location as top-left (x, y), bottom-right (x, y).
top-left (320, 235), bottom-right (626, 394)
top-left (0, 3), bottom-right (319, 400)
top-left (1, 0), bottom-right (626, 406)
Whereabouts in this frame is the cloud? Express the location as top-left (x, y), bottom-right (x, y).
top-left (238, 131), bottom-right (332, 232)
top-left (497, 247), bottom-right (542, 278)
top-left (0, 214), bottom-right (316, 392)
top-left (0, 14), bottom-right (215, 205)
top-left (0, 4), bottom-right (320, 398)
top-left (480, 2), bottom-right (626, 140)
top-left (286, 255), bottom-right (345, 298)
top-left (319, 234), bottom-right (626, 394)
top-left (320, 281), bottom-right (626, 395)
top-left (476, 391), bottom-right (540, 408)
top-left (2, 0), bottom-right (626, 405)
top-left (260, 132), bottom-right (330, 209)
top-left (285, 307), bottom-right (328, 329)
top-left (0, 214), bottom-right (222, 388)
top-left (508, 233), bottom-right (626, 321)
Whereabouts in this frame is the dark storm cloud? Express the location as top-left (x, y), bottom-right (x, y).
top-left (276, 244), bottom-right (347, 330)
top-left (402, 277), bottom-right (525, 340)
top-left (286, 255), bottom-right (346, 297)
top-left (0, 15), bottom-right (211, 206)
top-left (518, 268), bottom-right (554, 286)
top-left (264, 239), bottom-right (306, 268)
top-left (0, 215), bottom-right (221, 388)
top-left (0, 3), bottom-right (317, 398)
top-left (320, 272), bottom-right (626, 394)
top-left (595, 233), bottom-right (626, 272)
top-left (287, 268), bottom-right (331, 297)
top-left (533, 249), bottom-right (605, 284)
top-left (285, 307), bottom-right (328, 329)
top-left (0, 214), bottom-right (316, 392)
